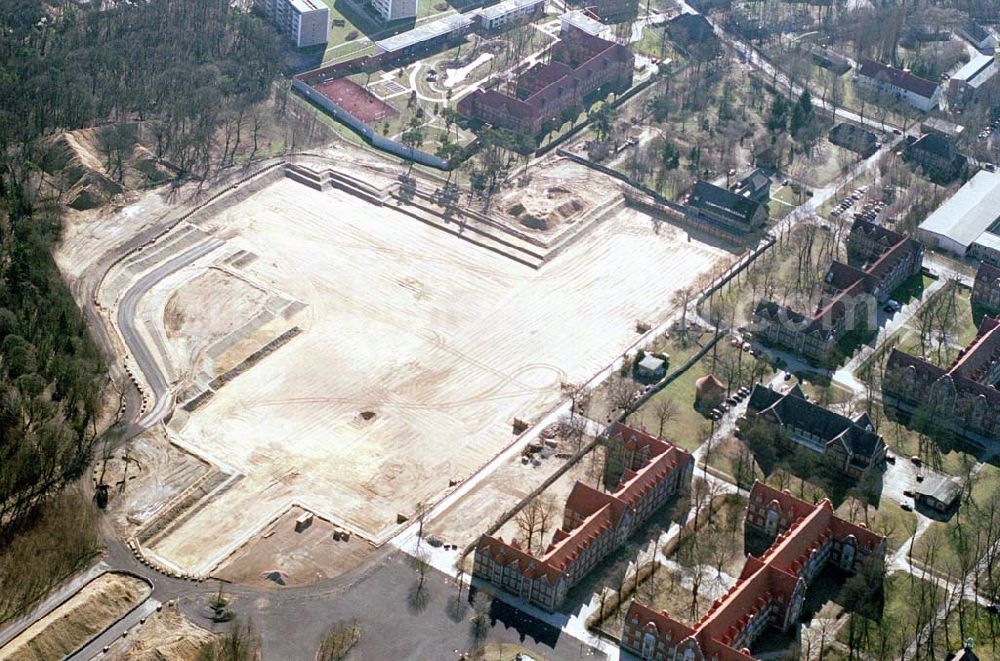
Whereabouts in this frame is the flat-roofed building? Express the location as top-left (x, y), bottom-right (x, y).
top-left (917, 171), bottom-right (1000, 261)
top-left (475, 0), bottom-right (544, 32)
top-left (257, 0), bottom-right (330, 47)
top-left (370, 0), bottom-right (417, 22)
top-left (373, 13), bottom-right (474, 58)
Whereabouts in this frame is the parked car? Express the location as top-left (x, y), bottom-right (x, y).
top-left (886, 454), bottom-right (896, 464)
top-left (911, 455), bottom-right (922, 466)
top-left (784, 372), bottom-right (793, 381)
top-left (901, 502), bottom-right (913, 511)
top-left (903, 489), bottom-right (914, 497)
top-left (727, 397), bottom-right (738, 406)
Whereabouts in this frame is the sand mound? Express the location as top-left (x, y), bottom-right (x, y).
top-left (0, 572), bottom-right (151, 661)
top-left (105, 608), bottom-right (216, 661)
top-left (67, 170), bottom-right (125, 211)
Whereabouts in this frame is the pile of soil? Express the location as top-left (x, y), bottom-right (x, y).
top-left (107, 608), bottom-right (216, 661)
top-left (1, 573), bottom-right (151, 661)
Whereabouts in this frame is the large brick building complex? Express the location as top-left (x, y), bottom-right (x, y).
top-left (621, 483), bottom-right (886, 661)
top-left (753, 220), bottom-right (923, 364)
top-left (473, 423), bottom-right (693, 612)
top-left (883, 314), bottom-right (1000, 449)
top-left (457, 24), bottom-right (634, 136)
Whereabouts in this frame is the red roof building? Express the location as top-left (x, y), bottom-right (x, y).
top-left (457, 24), bottom-right (634, 136)
top-left (473, 422), bottom-right (693, 611)
top-left (884, 314), bottom-right (1000, 448)
top-left (753, 220), bottom-right (923, 364)
top-left (621, 482), bottom-right (886, 660)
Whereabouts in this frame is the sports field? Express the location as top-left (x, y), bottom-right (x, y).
top-left (313, 77), bottom-right (397, 122)
top-left (129, 175), bottom-right (725, 575)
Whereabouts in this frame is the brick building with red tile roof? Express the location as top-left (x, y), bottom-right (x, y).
top-left (456, 23), bottom-right (634, 137)
top-left (884, 313), bottom-right (1000, 449)
top-left (472, 422), bottom-right (693, 612)
top-left (621, 482), bottom-right (885, 660)
top-left (752, 220), bottom-right (923, 364)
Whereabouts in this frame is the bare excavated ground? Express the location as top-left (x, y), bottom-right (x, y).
top-left (214, 506), bottom-right (373, 589)
top-left (0, 573), bottom-right (150, 661)
top-left (493, 158), bottom-right (618, 234)
top-left (111, 172), bottom-right (726, 577)
top-left (102, 429), bottom-right (213, 540)
top-left (100, 606), bottom-right (215, 661)
top-left (423, 439), bottom-right (607, 551)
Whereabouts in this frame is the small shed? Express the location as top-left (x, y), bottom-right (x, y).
top-left (636, 354), bottom-right (666, 381)
top-left (695, 374), bottom-right (726, 412)
top-left (915, 474), bottom-right (963, 512)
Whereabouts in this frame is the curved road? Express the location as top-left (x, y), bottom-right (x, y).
top-left (116, 237), bottom-right (224, 428)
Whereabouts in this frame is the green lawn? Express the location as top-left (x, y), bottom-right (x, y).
top-left (627, 339), bottom-right (769, 452)
top-left (835, 571), bottom-right (946, 657)
top-left (897, 284), bottom-right (979, 369)
top-left (834, 497), bottom-right (917, 554)
top-left (935, 601), bottom-right (1000, 661)
top-left (632, 26), bottom-right (677, 61)
top-left (913, 463), bottom-right (1000, 577)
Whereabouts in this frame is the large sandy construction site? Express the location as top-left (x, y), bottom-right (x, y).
top-left (105, 159), bottom-right (727, 576)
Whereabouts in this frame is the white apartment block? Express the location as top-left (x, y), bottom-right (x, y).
top-left (475, 0), bottom-right (543, 32)
top-left (370, 0), bottom-right (417, 23)
top-left (257, 0), bottom-right (330, 47)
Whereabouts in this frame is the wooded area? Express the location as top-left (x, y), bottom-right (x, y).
top-left (0, 0), bottom-right (288, 542)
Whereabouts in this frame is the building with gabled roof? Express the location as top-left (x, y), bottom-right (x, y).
top-left (473, 422), bottom-right (693, 611)
top-left (686, 180), bottom-right (768, 237)
top-left (948, 53), bottom-right (998, 109)
top-left (621, 482), bottom-right (885, 660)
top-left (753, 220), bottom-right (923, 364)
top-left (904, 133), bottom-right (968, 183)
top-left (744, 384), bottom-right (886, 477)
top-left (959, 21), bottom-right (997, 51)
top-left (829, 123), bottom-right (878, 158)
top-left (457, 23), bottom-right (633, 136)
top-left (883, 314), bottom-right (1000, 449)
top-left (973, 261), bottom-right (1000, 314)
top-left (855, 58), bottom-right (941, 111)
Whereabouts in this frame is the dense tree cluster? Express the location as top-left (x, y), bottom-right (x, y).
top-left (0, 0), bottom-right (283, 183)
top-left (0, 0), bottom-right (286, 537)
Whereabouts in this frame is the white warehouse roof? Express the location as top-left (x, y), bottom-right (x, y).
top-left (952, 53), bottom-right (995, 84)
top-left (918, 171), bottom-right (1000, 252)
